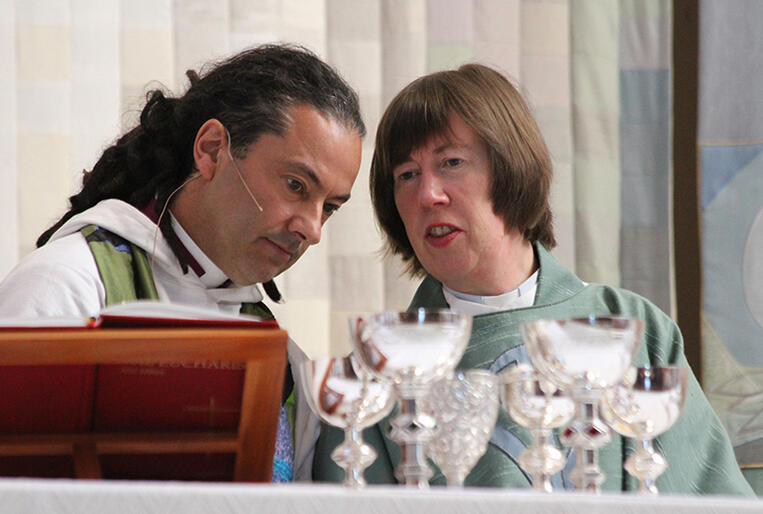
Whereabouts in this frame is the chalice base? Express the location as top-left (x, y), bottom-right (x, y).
top-left (624, 440), bottom-right (667, 495)
top-left (519, 444), bottom-right (566, 493)
top-left (331, 429), bottom-right (377, 489)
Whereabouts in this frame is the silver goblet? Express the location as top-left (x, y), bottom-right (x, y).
top-left (422, 369), bottom-right (499, 487)
top-left (602, 366), bottom-right (689, 494)
top-left (523, 316), bottom-right (643, 492)
top-left (352, 309), bottom-right (472, 488)
top-left (501, 363), bottom-right (575, 492)
top-left (299, 355), bottom-right (395, 488)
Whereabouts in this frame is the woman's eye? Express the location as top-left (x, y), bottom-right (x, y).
top-left (444, 158), bottom-right (462, 167)
top-left (396, 170), bottom-right (416, 182)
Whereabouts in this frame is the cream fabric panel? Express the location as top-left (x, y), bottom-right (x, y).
top-left (322, 0), bottom-right (386, 356)
top-left (15, 1), bottom-right (73, 257)
top-left (120, 0), bottom-right (174, 128)
top-left (174, 0), bottom-right (229, 88)
top-left (380, 0), bottom-right (427, 312)
top-left (70, 0), bottom-right (120, 193)
top-left (474, 0), bottom-right (520, 77)
top-left (0, 0), bottom-right (19, 277)
top-left (521, 0), bottom-right (574, 271)
top-left (570, 0), bottom-right (621, 285)
top-left (229, 0), bottom-right (327, 54)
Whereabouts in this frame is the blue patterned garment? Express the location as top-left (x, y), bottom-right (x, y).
top-left (272, 405), bottom-right (294, 482)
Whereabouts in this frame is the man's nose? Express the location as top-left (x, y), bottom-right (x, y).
top-left (290, 204), bottom-right (323, 246)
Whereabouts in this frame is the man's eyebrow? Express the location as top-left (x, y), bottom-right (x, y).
top-left (286, 161), bottom-right (351, 202)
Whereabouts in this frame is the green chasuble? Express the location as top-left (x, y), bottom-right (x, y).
top-left (313, 244), bottom-right (754, 496)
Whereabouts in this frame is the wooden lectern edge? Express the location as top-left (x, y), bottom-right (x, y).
top-left (0, 327), bottom-right (289, 365)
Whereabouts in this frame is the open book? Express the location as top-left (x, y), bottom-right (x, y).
top-left (0, 300), bottom-right (277, 329)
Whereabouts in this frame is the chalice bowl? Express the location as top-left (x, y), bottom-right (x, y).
top-left (299, 355), bottom-right (395, 488)
top-left (352, 309), bottom-right (472, 488)
top-left (523, 316), bottom-right (643, 492)
top-left (422, 369), bottom-right (499, 487)
top-left (602, 366), bottom-right (689, 494)
top-left (501, 363), bottom-right (575, 492)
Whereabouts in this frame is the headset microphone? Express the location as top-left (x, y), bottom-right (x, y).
top-left (226, 127), bottom-right (264, 213)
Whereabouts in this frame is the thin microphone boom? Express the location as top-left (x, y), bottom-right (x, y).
top-left (226, 127), bottom-right (264, 213)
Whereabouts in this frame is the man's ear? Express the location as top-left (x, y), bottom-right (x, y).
top-left (193, 119), bottom-right (227, 179)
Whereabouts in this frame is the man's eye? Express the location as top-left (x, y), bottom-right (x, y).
top-left (323, 203), bottom-right (340, 216)
top-left (286, 178), bottom-right (304, 193)
top-left (444, 158), bottom-right (462, 167)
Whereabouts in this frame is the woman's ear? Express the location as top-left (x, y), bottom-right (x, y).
top-left (193, 119), bottom-right (227, 179)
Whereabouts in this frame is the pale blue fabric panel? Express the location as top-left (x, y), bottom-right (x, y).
top-left (618, 3), bottom-right (672, 316)
top-left (698, 0), bottom-right (763, 481)
top-left (702, 148), bottom-right (763, 367)
top-left (698, 0), bottom-right (763, 141)
top-left (701, 144), bottom-right (763, 209)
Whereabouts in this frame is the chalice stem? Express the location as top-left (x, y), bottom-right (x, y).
top-left (627, 438), bottom-right (664, 495)
top-left (391, 396), bottom-right (434, 488)
top-left (528, 428), bottom-right (559, 493)
top-left (564, 400), bottom-right (609, 493)
top-left (345, 427), bottom-right (365, 488)
top-left (332, 426), bottom-right (376, 489)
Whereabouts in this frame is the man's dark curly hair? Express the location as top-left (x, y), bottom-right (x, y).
top-left (37, 44), bottom-right (365, 298)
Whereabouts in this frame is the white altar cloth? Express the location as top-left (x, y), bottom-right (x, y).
top-left (0, 479), bottom-right (759, 514)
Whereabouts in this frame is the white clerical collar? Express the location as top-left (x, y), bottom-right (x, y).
top-left (169, 213), bottom-right (229, 289)
top-left (442, 269), bottom-right (539, 315)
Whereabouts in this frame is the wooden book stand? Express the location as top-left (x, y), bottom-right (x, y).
top-left (0, 327), bottom-right (288, 481)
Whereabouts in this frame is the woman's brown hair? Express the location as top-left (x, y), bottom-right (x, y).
top-left (370, 63), bottom-right (555, 276)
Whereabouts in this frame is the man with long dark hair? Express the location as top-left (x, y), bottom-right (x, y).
top-left (0, 44), bottom-right (365, 482)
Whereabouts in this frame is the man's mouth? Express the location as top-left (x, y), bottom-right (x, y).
top-left (264, 238), bottom-right (300, 260)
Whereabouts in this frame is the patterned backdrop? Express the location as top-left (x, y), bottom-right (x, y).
top-left (0, 0), bottom-right (678, 361)
top-left (697, 1), bottom-right (763, 489)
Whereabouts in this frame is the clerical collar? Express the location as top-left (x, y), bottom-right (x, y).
top-left (139, 198), bottom-right (230, 288)
top-left (169, 213), bottom-right (229, 288)
top-left (443, 269), bottom-right (539, 311)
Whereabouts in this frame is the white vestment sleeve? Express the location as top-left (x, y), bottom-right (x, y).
top-left (0, 233), bottom-right (105, 318)
top-left (287, 338), bottom-right (321, 481)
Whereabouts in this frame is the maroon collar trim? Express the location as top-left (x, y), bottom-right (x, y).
top-left (140, 198), bottom-right (206, 278)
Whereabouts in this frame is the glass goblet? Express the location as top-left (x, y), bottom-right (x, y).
top-left (352, 309), bottom-right (472, 488)
top-left (299, 355), bottom-right (395, 488)
top-left (501, 363), bottom-right (575, 492)
top-left (523, 316), bottom-right (643, 492)
top-left (422, 369), bottom-right (499, 487)
top-left (601, 366), bottom-right (689, 494)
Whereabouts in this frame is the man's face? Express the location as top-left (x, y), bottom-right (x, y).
top-left (392, 114), bottom-right (520, 295)
top-left (200, 104), bottom-right (362, 285)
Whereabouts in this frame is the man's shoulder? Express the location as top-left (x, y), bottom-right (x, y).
top-left (12, 231), bottom-right (97, 275)
top-left (0, 232), bottom-right (105, 318)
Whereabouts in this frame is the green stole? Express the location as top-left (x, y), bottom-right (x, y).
top-left (313, 244), bottom-right (753, 496)
top-left (80, 224), bottom-right (271, 318)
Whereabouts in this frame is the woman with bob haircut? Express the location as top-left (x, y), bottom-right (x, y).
top-left (313, 63), bottom-right (753, 495)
